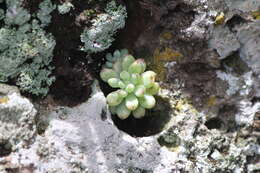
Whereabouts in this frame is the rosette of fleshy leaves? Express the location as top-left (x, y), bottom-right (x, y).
top-left (100, 49), bottom-right (160, 119)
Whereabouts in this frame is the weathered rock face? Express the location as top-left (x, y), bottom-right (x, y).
top-left (0, 84), bottom-right (37, 154)
top-left (0, 83), bottom-right (258, 173)
top-left (126, 0), bottom-right (260, 127)
top-left (0, 0), bottom-right (259, 173)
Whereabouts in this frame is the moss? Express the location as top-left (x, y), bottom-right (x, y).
top-left (149, 47), bottom-right (183, 80)
top-left (206, 96), bottom-right (217, 107)
top-left (251, 11), bottom-right (260, 20)
top-left (160, 31), bottom-right (173, 40)
top-left (158, 129), bottom-right (181, 149)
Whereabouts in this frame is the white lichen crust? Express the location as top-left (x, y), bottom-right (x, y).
top-left (0, 84), bottom-right (37, 151)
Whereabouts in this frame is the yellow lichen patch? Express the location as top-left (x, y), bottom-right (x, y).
top-left (251, 11), bottom-right (260, 20)
top-left (175, 100), bottom-right (186, 112)
top-left (161, 32), bottom-right (173, 40)
top-left (149, 47), bottom-right (183, 80)
top-left (206, 96), bottom-right (217, 107)
top-left (169, 146), bottom-right (181, 152)
top-left (0, 96), bottom-right (9, 104)
top-left (214, 12), bottom-right (225, 25)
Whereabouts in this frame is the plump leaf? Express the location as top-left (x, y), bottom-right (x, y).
top-left (116, 101), bottom-right (131, 119)
top-left (120, 70), bottom-right (130, 81)
top-left (139, 94), bottom-right (156, 109)
top-left (106, 92), bottom-right (122, 106)
top-left (128, 59), bottom-right (146, 74)
top-left (125, 83), bottom-right (135, 93)
top-left (133, 106), bottom-right (146, 118)
top-left (141, 71), bottom-right (156, 88)
top-left (125, 94), bottom-right (139, 110)
top-left (134, 85), bottom-right (146, 97)
top-left (122, 55), bottom-right (135, 71)
top-left (100, 68), bottom-right (117, 82)
top-left (146, 82), bottom-right (160, 95)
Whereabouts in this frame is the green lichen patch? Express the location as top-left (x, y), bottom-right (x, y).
top-left (158, 129), bottom-right (181, 149)
top-left (0, 20), bottom-right (56, 96)
top-left (80, 1), bottom-right (127, 53)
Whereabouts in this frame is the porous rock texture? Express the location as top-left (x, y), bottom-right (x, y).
top-left (0, 0), bottom-right (260, 173)
top-left (0, 84), bottom-right (37, 152)
top-left (0, 83), bottom-right (259, 173)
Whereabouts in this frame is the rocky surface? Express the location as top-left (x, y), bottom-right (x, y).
top-left (0, 0), bottom-right (259, 172)
top-left (0, 84), bottom-right (37, 154)
top-left (0, 82), bottom-right (258, 173)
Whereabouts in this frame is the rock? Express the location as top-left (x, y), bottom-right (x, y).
top-left (209, 26), bottom-right (240, 59)
top-left (235, 100), bottom-right (260, 126)
top-left (237, 21), bottom-right (260, 74)
top-left (225, 0), bottom-right (260, 12)
top-left (0, 84), bottom-right (37, 152)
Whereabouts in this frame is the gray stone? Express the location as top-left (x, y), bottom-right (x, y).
top-left (209, 26), bottom-right (240, 59)
top-left (0, 84), bottom-right (37, 151)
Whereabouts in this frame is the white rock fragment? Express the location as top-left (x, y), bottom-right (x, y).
top-left (235, 100), bottom-right (260, 126)
top-left (210, 149), bottom-right (224, 160)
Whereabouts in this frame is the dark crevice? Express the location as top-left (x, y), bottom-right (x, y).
top-left (226, 15), bottom-right (247, 32)
top-left (218, 104), bottom-right (238, 132)
top-left (0, 1), bottom-right (6, 27)
top-left (0, 140), bottom-right (12, 157)
top-left (47, 0), bottom-right (97, 106)
top-left (48, 0), bottom-right (127, 106)
top-left (98, 0), bottom-right (172, 137)
top-left (112, 97), bottom-right (172, 137)
top-left (220, 51), bottom-right (250, 75)
top-left (205, 118), bottom-right (223, 129)
top-left (251, 97), bottom-right (260, 104)
top-left (23, 0), bottom-right (41, 14)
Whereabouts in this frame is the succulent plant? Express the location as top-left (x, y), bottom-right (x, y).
top-left (100, 49), bottom-right (160, 119)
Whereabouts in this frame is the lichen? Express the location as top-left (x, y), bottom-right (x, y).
top-left (216, 71), bottom-right (254, 97)
top-left (251, 11), bottom-right (260, 20)
top-left (214, 12), bottom-right (225, 25)
top-left (150, 47), bottom-right (183, 80)
top-left (37, 0), bottom-right (56, 27)
top-left (80, 1), bottom-right (127, 53)
top-left (4, 0), bottom-right (31, 26)
top-left (160, 31), bottom-right (173, 40)
top-left (0, 19), bottom-right (56, 96)
top-left (206, 96), bottom-right (217, 107)
top-left (0, 96), bottom-right (9, 104)
top-left (58, 2), bottom-right (74, 15)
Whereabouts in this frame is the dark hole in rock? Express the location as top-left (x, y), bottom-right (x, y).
top-left (0, 140), bottom-right (12, 157)
top-left (251, 97), bottom-right (260, 104)
top-left (226, 15), bottom-right (247, 32)
top-left (221, 51), bottom-right (250, 75)
top-left (4, 168), bottom-right (19, 173)
top-left (0, 1), bottom-right (6, 27)
top-left (218, 104), bottom-right (238, 132)
top-left (47, 15), bottom-right (94, 106)
top-left (45, 0), bottom-right (106, 106)
top-left (50, 63), bottom-right (93, 107)
top-left (112, 96), bottom-right (172, 137)
top-left (157, 128), bottom-right (181, 148)
top-left (36, 120), bottom-right (49, 135)
top-left (246, 155), bottom-right (260, 173)
top-left (205, 118), bottom-right (223, 129)
top-left (97, 0), bottom-right (171, 137)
